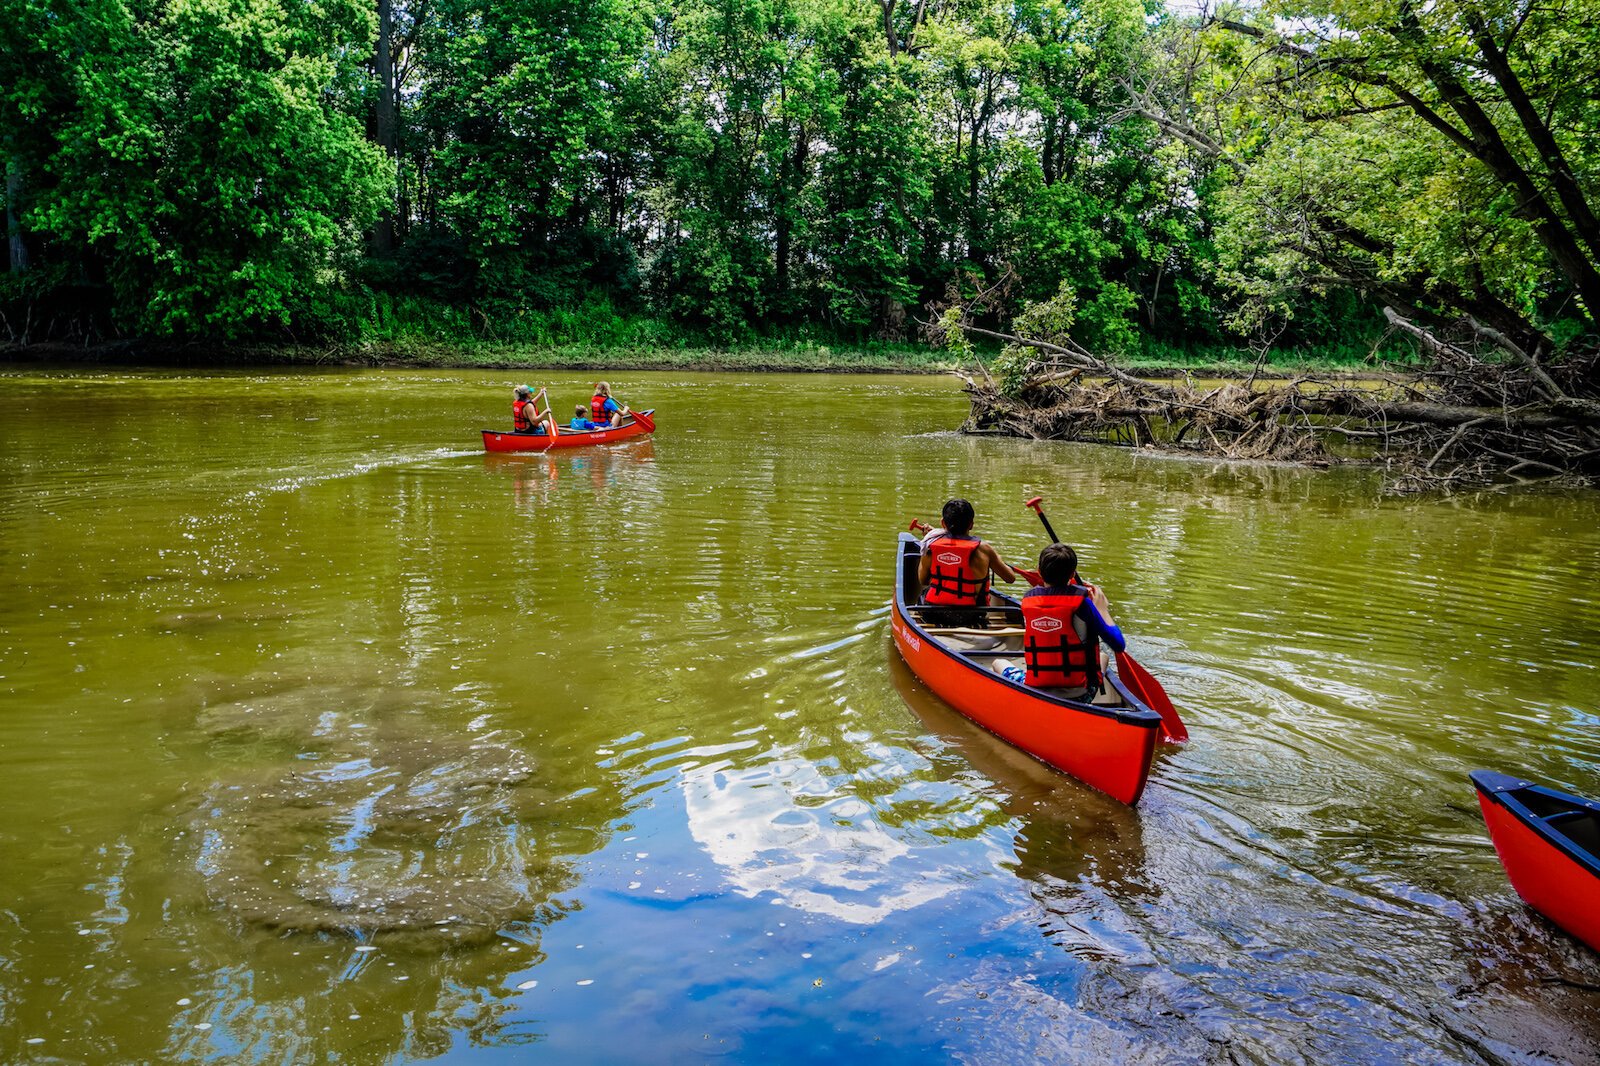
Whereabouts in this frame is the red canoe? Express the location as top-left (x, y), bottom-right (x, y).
top-left (481, 410), bottom-right (656, 452)
top-left (890, 533), bottom-right (1162, 805)
top-left (1471, 769), bottom-right (1600, 952)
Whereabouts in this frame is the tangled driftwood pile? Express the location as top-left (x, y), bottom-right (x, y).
top-left (935, 292), bottom-right (1600, 492)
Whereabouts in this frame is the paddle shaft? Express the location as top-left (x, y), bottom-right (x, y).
top-left (1025, 496), bottom-right (1061, 544)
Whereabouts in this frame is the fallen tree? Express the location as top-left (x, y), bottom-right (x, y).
top-left (930, 274), bottom-right (1600, 492)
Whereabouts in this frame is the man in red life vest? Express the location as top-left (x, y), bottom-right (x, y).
top-left (916, 499), bottom-right (1018, 627)
top-left (513, 385), bottom-right (556, 436)
top-left (1016, 542), bottom-right (1125, 699)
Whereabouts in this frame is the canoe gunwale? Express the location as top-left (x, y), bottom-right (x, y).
top-left (1471, 770), bottom-right (1600, 880)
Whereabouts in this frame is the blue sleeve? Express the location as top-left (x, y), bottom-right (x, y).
top-left (603, 398), bottom-right (620, 414)
top-left (1081, 599), bottom-right (1126, 653)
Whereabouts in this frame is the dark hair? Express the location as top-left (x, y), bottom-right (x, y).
top-left (575, 404), bottom-right (587, 416)
top-left (941, 498), bottom-right (975, 536)
top-left (1038, 543), bottom-right (1078, 587)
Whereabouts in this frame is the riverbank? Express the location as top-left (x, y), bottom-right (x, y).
top-left (2, 337), bottom-right (1402, 377)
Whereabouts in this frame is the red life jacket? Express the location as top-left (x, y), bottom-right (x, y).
top-left (513, 399), bottom-right (538, 431)
top-left (591, 394), bottom-right (609, 423)
top-left (1022, 591), bottom-right (1098, 690)
top-left (924, 535), bottom-right (989, 606)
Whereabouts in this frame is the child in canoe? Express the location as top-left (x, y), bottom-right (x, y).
top-left (915, 498), bottom-right (1018, 627)
top-left (1006, 542), bottom-right (1124, 699)
top-left (570, 405), bottom-right (607, 431)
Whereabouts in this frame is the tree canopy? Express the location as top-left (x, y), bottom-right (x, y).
top-left (2, 0), bottom-right (1596, 365)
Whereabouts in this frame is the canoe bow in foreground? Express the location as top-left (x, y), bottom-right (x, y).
top-left (481, 411), bottom-right (656, 452)
top-left (1471, 769), bottom-right (1600, 953)
top-left (890, 533), bottom-right (1161, 805)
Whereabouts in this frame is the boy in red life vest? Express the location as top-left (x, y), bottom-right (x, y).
top-left (513, 385), bottom-right (556, 436)
top-left (1011, 542), bottom-right (1125, 699)
top-left (590, 382), bottom-right (629, 427)
top-left (915, 498), bottom-right (1018, 627)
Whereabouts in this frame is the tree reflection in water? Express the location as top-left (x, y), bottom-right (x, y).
top-left (165, 665), bottom-right (599, 1061)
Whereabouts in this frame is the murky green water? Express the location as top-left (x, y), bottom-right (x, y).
top-left (2, 365), bottom-right (1598, 1063)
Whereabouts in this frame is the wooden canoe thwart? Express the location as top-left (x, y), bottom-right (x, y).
top-left (889, 532), bottom-right (1161, 805)
top-left (481, 410), bottom-right (656, 452)
top-left (1471, 769), bottom-right (1600, 953)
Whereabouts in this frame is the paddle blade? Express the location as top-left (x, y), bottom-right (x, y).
top-left (631, 409), bottom-right (656, 432)
top-left (1015, 567), bottom-right (1043, 587)
top-left (1116, 650), bottom-right (1187, 743)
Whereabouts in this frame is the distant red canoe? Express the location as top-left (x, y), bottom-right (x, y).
top-left (890, 533), bottom-right (1161, 805)
top-left (1471, 769), bottom-right (1600, 952)
top-left (481, 410), bottom-right (655, 452)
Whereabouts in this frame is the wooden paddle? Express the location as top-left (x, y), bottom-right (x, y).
top-left (1023, 496), bottom-right (1188, 743)
top-left (526, 387), bottom-right (559, 450)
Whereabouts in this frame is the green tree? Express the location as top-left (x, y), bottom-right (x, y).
top-left (1138, 0), bottom-right (1600, 354)
top-left (8, 0), bottom-right (389, 336)
top-left (413, 0), bottom-right (652, 305)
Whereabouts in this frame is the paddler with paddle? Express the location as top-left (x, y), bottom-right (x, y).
top-left (910, 498), bottom-right (1020, 629)
top-left (512, 385), bottom-right (557, 437)
top-left (590, 382), bottom-right (629, 428)
top-left (1005, 542), bottom-right (1124, 701)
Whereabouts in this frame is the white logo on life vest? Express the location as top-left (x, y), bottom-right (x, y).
top-left (1031, 617), bottom-right (1064, 633)
top-left (935, 552), bottom-right (962, 566)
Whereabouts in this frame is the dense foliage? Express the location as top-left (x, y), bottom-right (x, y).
top-left (2, 0), bottom-right (1595, 360)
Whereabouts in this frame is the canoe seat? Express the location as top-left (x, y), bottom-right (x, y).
top-left (982, 657), bottom-right (1125, 706)
top-left (939, 633), bottom-right (1013, 653)
top-left (1547, 811), bottom-right (1600, 856)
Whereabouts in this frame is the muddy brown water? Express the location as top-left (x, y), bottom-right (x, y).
top-left (1, 365), bottom-right (1598, 1063)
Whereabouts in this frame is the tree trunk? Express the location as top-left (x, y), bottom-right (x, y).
top-left (1391, 3), bottom-right (1600, 318)
top-left (397, 162), bottom-right (411, 242)
top-left (1465, 12), bottom-right (1600, 263)
top-left (371, 0), bottom-right (397, 253)
top-left (5, 154), bottom-right (27, 274)
top-left (1041, 114), bottom-right (1057, 186)
top-left (775, 124), bottom-right (810, 300)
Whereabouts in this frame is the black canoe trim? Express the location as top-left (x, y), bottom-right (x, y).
top-left (1471, 769), bottom-right (1600, 881)
top-left (895, 533), bottom-right (1161, 731)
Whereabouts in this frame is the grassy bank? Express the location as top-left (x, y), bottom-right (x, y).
top-left (1, 336), bottom-right (1411, 376)
top-left (1, 336), bottom-right (960, 373)
top-left (2, 296), bottom-right (1414, 375)
top-left (347, 336), bottom-right (962, 373)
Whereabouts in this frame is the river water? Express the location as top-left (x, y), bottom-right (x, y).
top-left (1, 365), bottom-right (1598, 1064)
